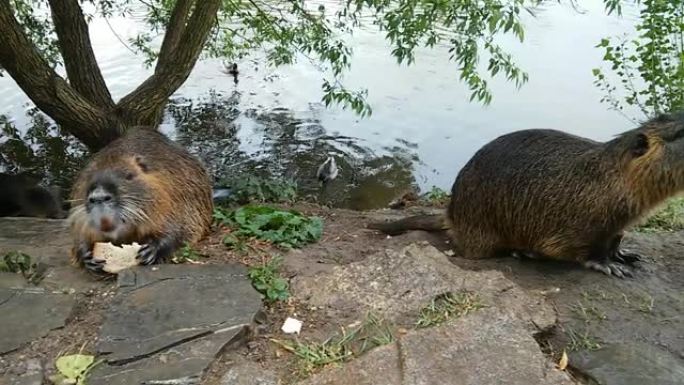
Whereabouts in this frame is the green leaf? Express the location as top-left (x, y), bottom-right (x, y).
top-left (55, 354), bottom-right (94, 381)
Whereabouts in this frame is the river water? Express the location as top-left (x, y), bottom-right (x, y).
top-left (0, 0), bottom-right (641, 209)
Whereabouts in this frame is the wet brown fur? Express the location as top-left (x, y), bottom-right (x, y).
top-left (368, 112), bottom-right (684, 264)
top-left (67, 128), bottom-right (213, 265)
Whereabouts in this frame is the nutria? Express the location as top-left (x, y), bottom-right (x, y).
top-left (67, 128), bottom-right (213, 273)
top-left (0, 172), bottom-right (66, 219)
top-left (368, 112), bottom-right (684, 277)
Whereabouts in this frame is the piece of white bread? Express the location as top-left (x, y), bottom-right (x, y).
top-left (92, 242), bottom-right (142, 273)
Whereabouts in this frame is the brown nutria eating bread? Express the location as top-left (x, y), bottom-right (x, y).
top-left (368, 112), bottom-right (684, 277)
top-left (67, 127), bottom-right (213, 274)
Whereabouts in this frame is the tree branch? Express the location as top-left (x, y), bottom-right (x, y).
top-left (48, 0), bottom-right (114, 108)
top-left (156, 0), bottom-right (193, 69)
top-left (117, 0), bottom-right (222, 120)
top-left (0, 0), bottom-right (117, 149)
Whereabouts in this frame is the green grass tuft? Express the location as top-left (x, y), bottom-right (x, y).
top-left (637, 197), bottom-right (684, 232)
top-left (416, 291), bottom-right (484, 328)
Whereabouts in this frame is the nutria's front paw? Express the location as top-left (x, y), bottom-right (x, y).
top-left (137, 242), bottom-right (162, 265)
top-left (584, 260), bottom-right (634, 278)
top-left (77, 243), bottom-right (106, 273)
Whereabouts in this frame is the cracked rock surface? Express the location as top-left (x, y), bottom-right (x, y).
top-left (292, 242), bottom-right (571, 385)
top-left (0, 218), bottom-right (80, 355)
top-left (298, 308), bottom-right (574, 385)
top-left (89, 264), bottom-right (263, 385)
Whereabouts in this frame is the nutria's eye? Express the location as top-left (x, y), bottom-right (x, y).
top-left (631, 133), bottom-right (650, 158)
top-left (125, 173), bottom-right (135, 181)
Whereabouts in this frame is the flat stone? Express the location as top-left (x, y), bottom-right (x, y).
top-left (0, 218), bottom-right (70, 252)
top-left (0, 217), bottom-right (99, 293)
top-left (0, 284), bottom-right (75, 354)
top-left (0, 359), bottom-right (43, 385)
top-left (219, 360), bottom-right (279, 385)
top-left (298, 308), bottom-right (574, 385)
top-left (89, 264), bottom-right (262, 385)
top-left (292, 241), bottom-right (556, 331)
top-left (571, 342), bottom-right (684, 385)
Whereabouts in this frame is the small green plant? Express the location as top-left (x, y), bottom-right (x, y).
top-left (0, 251), bottom-right (32, 273)
top-left (215, 205), bottom-right (323, 248)
top-left (636, 197), bottom-right (684, 233)
top-left (171, 243), bottom-right (202, 264)
top-left (0, 251), bottom-right (46, 284)
top-left (571, 299), bottom-right (607, 324)
top-left (622, 291), bottom-right (656, 314)
top-left (248, 255), bottom-right (290, 302)
top-left (222, 232), bottom-right (251, 254)
top-left (272, 312), bottom-right (395, 376)
top-left (48, 353), bottom-right (102, 385)
top-left (424, 186), bottom-right (450, 205)
top-left (216, 176), bottom-right (297, 207)
top-left (416, 291), bottom-right (484, 328)
top-left (566, 328), bottom-right (602, 352)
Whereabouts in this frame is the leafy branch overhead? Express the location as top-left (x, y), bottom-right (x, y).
top-left (593, 0), bottom-right (683, 120)
top-left (117, 0), bottom-right (539, 110)
top-left (1, 0), bottom-right (650, 149)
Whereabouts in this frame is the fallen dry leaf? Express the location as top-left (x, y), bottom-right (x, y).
top-left (557, 350), bottom-right (568, 370)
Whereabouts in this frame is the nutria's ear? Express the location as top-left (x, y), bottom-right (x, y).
top-left (134, 155), bottom-right (149, 173)
top-left (630, 133), bottom-right (650, 158)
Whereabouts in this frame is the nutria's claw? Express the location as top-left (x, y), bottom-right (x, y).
top-left (84, 257), bottom-right (106, 273)
top-left (613, 249), bottom-right (642, 265)
top-left (77, 246), bottom-right (106, 274)
top-left (584, 260), bottom-right (634, 278)
top-left (137, 242), bottom-right (161, 265)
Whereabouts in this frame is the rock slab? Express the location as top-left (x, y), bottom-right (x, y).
top-left (571, 342), bottom-right (684, 385)
top-left (0, 217), bottom-right (99, 293)
top-left (291, 242), bottom-right (571, 385)
top-left (0, 282), bottom-right (75, 354)
top-left (298, 308), bottom-right (574, 385)
top-left (219, 359), bottom-right (279, 385)
top-left (0, 359), bottom-right (43, 385)
top-left (89, 264), bottom-right (263, 385)
top-left (292, 241), bottom-right (556, 330)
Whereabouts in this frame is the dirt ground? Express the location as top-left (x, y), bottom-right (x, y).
top-left (2, 202), bottom-right (682, 384)
top-left (199, 202), bottom-right (684, 384)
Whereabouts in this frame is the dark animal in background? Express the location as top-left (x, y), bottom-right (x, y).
top-left (0, 172), bottom-right (66, 219)
top-left (368, 112), bottom-right (684, 278)
top-left (67, 128), bottom-right (214, 274)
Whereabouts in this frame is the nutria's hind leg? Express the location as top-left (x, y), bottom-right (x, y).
top-left (137, 231), bottom-right (184, 265)
top-left (584, 235), bottom-right (638, 278)
top-left (584, 260), bottom-right (633, 278)
top-left (608, 233), bottom-right (643, 265)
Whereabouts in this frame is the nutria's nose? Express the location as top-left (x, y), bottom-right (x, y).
top-left (100, 217), bottom-right (114, 232)
top-left (89, 193), bottom-right (112, 204)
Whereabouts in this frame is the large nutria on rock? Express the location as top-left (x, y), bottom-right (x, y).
top-left (68, 128), bottom-right (213, 273)
top-left (368, 112), bottom-right (684, 277)
top-left (0, 172), bottom-right (66, 219)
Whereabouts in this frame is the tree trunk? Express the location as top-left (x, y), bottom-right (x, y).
top-left (0, 0), bottom-right (222, 152)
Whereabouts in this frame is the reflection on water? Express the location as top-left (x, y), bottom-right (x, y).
top-left (0, 111), bottom-right (88, 199)
top-left (0, 93), bottom-right (418, 210)
top-left (165, 90), bottom-right (419, 210)
top-left (0, 0), bottom-right (641, 209)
